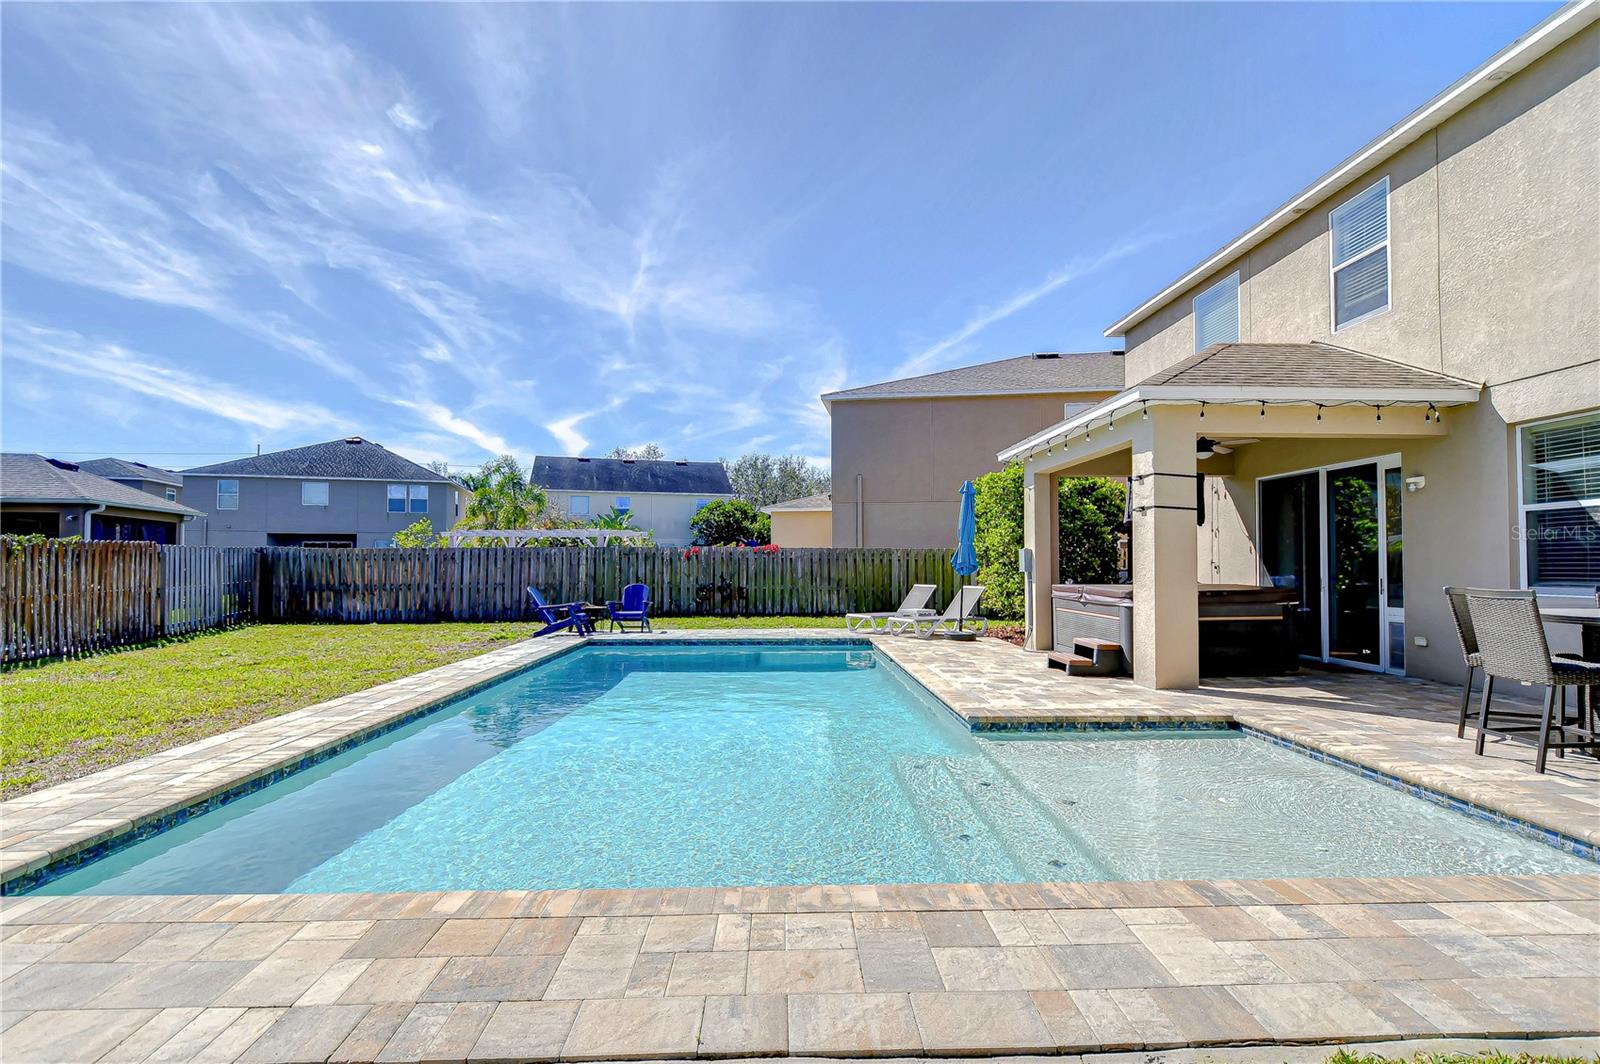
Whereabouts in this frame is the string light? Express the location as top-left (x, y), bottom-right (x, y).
top-left (1199, 401), bottom-right (1206, 420)
top-left (1142, 402), bottom-right (1149, 420)
top-left (1375, 404), bottom-right (1382, 423)
top-left (1315, 404), bottom-right (1324, 422)
top-left (1259, 401), bottom-right (1266, 418)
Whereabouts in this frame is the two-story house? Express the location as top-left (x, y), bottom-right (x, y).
top-left (1004, 2), bottom-right (1598, 688)
top-left (532, 456), bottom-right (734, 546)
top-left (822, 352), bottom-right (1125, 547)
top-left (182, 437), bottom-right (466, 547)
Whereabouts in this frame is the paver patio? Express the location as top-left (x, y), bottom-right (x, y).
top-left (2, 630), bottom-right (1597, 1061)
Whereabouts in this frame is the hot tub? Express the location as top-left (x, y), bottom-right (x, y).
top-left (1051, 583), bottom-right (1299, 676)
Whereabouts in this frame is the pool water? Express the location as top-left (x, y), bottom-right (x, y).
top-left (34, 644), bottom-right (1590, 895)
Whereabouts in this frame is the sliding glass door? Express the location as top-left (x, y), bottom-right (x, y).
top-left (1259, 456), bottom-right (1403, 674)
top-left (1259, 472), bottom-right (1322, 658)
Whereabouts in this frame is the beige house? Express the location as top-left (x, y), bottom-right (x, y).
top-left (764, 493), bottom-right (833, 547)
top-left (1007, 2), bottom-right (1598, 689)
top-left (823, 352), bottom-right (1124, 547)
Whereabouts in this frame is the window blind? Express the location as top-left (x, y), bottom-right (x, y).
top-left (1523, 413), bottom-right (1600, 504)
top-left (1193, 273), bottom-right (1239, 351)
top-left (1331, 178), bottom-right (1388, 264)
top-left (1333, 248), bottom-right (1389, 327)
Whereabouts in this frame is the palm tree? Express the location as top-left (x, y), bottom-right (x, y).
top-left (455, 455), bottom-right (547, 530)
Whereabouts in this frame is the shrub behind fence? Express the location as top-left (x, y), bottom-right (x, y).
top-left (3, 542), bottom-right (962, 662)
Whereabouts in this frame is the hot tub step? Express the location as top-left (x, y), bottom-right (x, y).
top-left (1046, 652), bottom-right (1094, 673)
top-left (1072, 638), bottom-right (1124, 676)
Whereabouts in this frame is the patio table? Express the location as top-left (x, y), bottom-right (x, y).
top-left (1544, 607), bottom-right (1600, 661)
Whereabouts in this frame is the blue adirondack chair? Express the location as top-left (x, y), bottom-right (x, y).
top-left (606, 583), bottom-right (652, 632)
top-left (526, 587), bottom-right (596, 638)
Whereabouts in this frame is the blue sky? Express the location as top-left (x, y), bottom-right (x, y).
top-left (1, 2), bottom-right (1556, 473)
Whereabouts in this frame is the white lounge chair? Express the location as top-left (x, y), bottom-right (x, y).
top-left (887, 585), bottom-right (987, 639)
top-left (845, 584), bottom-right (938, 631)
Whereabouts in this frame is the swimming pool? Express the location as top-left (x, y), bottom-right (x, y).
top-left (30, 642), bottom-right (1592, 894)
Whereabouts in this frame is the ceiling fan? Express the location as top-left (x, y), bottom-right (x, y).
top-left (1196, 436), bottom-right (1259, 458)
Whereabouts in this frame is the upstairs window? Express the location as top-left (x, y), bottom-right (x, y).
top-left (387, 484), bottom-right (407, 513)
top-left (409, 485), bottom-right (428, 513)
top-left (614, 496), bottom-right (632, 512)
top-left (217, 480), bottom-right (239, 510)
top-left (569, 495), bottom-right (590, 516)
top-left (1330, 177), bottom-right (1390, 330)
top-left (164, 488), bottom-right (177, 502)
top-left (1519, 412), bottom-right (1600, 592)
top-left (301, 481), bottom-right (329, 506)
top-left (1193, 272), bottom-right (1240, 351)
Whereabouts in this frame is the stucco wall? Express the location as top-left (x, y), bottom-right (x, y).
top-left (769, 509), bottom-right (832, 548)
top-left (830, 391), bottom-right (1118, 548)
top-left (1113, 28), bottom-right (1599, 682)
top-left (185, 476), bottom-right (460, 547)
top-left (545, 490), bottom-right (730, 546)
top-left (1122, 24), bottom-right (1599, 400)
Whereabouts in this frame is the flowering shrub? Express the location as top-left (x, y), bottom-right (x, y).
top-left (681, 546), bottom-right (701, 559)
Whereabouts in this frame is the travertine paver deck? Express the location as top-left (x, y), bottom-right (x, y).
top-left (3, 630), bottom-right (1599, 1061)
top-left (1, 875), bottom-right (1598, 1061)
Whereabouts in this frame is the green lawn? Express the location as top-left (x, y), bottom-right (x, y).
top-left (0, 623), bottom-right (538, 796)
top-left (1326, 1050), bottom-right (1593, 1064)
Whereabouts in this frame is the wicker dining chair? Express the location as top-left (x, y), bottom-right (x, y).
top-left (1461, 587), bottom-right (1600, 773)
top-left (1442, 587), bottom-right (1483, 738)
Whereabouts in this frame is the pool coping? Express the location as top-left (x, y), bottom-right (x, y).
top-left (2, 629), bottom-right (1596, 894)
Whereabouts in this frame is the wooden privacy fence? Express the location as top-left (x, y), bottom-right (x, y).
top-left (3, 542), bottom-right (967, 661)
top-left (160, 546), bottom-right (258, 636)
top-left (2, 541), bottom-right (165, 662)
top-left (261, 546), bottom-right (964, 622)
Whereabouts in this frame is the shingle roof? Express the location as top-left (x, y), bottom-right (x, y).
top-left (77, 457), bottom-right (183, 487)
top-left (1136, 342), bottom-right (1479, 390)
top-left (531, 457), bottom-right (733, 496)
top-left (763, 493), bottom-right (831, 513)
top-left (823, 351), bottom-right (1125, 403)
top-left (181, 437), bottom-right (451, 482)
top-left (0, 454), bottom-right (204, 517)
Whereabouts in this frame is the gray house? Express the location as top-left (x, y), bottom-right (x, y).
top-left (0, 453), bottom-right (204, 543)
top-left (78, 458), bottom-right (185, 506)
top-left (532, 457), bottom-right (734, 546)
top-left (181, 437), bottom-right (466, 548)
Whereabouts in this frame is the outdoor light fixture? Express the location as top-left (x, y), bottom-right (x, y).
top-left (1405, 475), bottom-right (1426, 493)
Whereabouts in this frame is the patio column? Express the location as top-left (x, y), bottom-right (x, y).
top-left (1023, 467), bottom-right (1058, 651)
top-left (1130, 408), bottom-right (1199, 689)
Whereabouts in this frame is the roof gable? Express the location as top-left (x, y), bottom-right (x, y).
top-left (531, 457), bottom-right (733, 496)
top-left (180, 437), bottom-right (450, 483)
top-left (823, 351), bottom-right (1125, 404)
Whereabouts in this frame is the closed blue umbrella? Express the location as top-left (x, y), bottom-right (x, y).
top-left (951, 480), bottom-right (979, 579)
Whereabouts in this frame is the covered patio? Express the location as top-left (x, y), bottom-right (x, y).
top-left (1000, 343), bottom-right (1482, 689)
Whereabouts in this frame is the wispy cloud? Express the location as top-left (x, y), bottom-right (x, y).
top-left (544, 413), bottom-right (594, 454)
top-left (3, 3), bottom-right (845, 462)
top-left (891, 232), bottom-right (1166, 379)
top-left (5, 320), bottom-right (345, 434)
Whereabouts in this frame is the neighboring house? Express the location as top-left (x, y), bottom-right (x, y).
top-left (1004, 2), bottom-right (1598, 688)
top-left (822, 352), bottom-right (1124, 547)
top-left (0, 453), bottom-right (203, 543)
top-left (181, 437), bottom-right (466, 547)
top-left (78, 458), bottom-right (185, 505)
top-left (764, 493), bottom-right (832, 548)
top-left (532, 457), bottom-right (734, 546)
